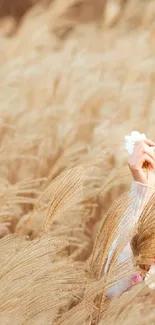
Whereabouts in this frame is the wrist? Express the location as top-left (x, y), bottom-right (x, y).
top-left (132, 170), bottom-right (155, 187)
top-left (131, 169), bottom-right (147, 185)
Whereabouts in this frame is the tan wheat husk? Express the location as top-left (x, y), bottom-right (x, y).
top-left (0, 1), bottom-right (155, 324)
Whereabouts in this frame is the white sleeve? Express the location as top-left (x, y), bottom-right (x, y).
top-left (106, 181), bottom-right (155, 298)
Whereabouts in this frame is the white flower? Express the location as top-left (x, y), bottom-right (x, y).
top-left (125, 131), bottom-right (146, 154)
top-left (145, 265), bottom-right (155, 290)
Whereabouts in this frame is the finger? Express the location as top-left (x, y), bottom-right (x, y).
top-left (135, 139), bottom-right (155, 150)
top-left (134, 141), bottom-right (155, 159)
top-left (141, 154), bottom-right (155, 169)
top-left (144, 139), bottom-right (155, 147)
top-left (143, 145), bottom-right (155, 161)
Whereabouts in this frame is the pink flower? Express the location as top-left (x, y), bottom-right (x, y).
top-left (132, 273), bottom-right (143, 285)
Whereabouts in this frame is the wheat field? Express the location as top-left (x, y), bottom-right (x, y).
top-left (0, 0), bottom-right (155, 324)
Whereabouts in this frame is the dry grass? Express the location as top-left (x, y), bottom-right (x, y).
top-left (0, 0), bottom-right (155, 324)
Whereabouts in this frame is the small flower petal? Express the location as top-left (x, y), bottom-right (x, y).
top-left (125, 135), bottom-right (132, 142)
top-left (125, 131), bottom-right (146, 154)
top-left (131, 131), bottom-right (141, 138)
top-left (125, 142), bottom-right (134, 154)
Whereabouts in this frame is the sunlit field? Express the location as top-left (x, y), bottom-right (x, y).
top-left (0, 1), bottom-right (155, 324)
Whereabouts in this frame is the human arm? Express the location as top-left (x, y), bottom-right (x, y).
top-left (106, 139), bottom-right (155, 298)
